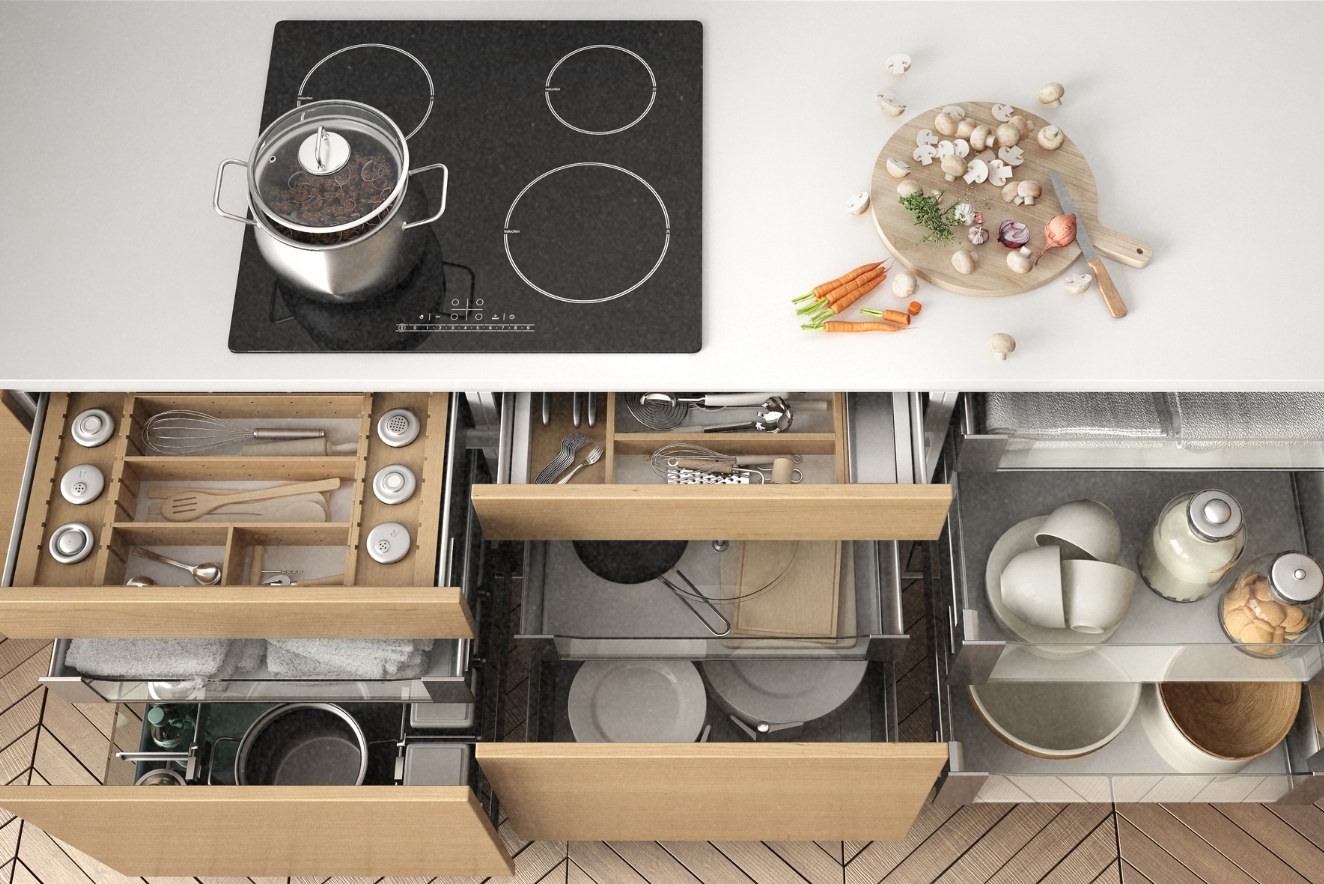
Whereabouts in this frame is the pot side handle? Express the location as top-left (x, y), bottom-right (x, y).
top-left (214, 158), bottom-right (257, 226)
top-left (402, 163), bottom-right (450, 231)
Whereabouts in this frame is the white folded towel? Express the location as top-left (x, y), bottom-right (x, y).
top-left (265, 639), bottom-right (433, 679)
top-left (64, 639), bottom-right (230, 679)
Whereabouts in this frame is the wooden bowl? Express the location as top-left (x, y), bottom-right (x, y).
top-left (1159, 681), bottom-right (1300, 762)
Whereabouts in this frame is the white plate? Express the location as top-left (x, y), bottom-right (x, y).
top-left (700, 659), bottom-right (868, 725)
top-left (986, 516), bottom-right (1123, 658)
top-left (568, 660), bottom-right (707, 742)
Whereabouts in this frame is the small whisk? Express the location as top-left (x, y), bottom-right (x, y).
top-left (144, 410), bottom-right (326, 456)
top-left (649, 443), bottom-right (803, 483)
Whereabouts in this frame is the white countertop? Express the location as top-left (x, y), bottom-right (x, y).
top-left (2, 1), bottom-right (1321, 392)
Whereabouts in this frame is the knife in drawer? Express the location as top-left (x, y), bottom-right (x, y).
top-left (1049, 171), bottom-right (1127, 319)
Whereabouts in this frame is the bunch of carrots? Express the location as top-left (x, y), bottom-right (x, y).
top-left (792, 261), bottom-right (918, 332)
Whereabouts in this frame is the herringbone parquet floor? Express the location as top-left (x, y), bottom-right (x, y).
top-left (1, 404), bottom-right (1324, 884)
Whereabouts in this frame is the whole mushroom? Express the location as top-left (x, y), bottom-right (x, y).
top-left (892, 269), bottom-right (918, 298)
top-left (1009, 115), bottom-right (1032, 140)
top-left (934, 111), bottom-right (960, 136)
top-left (1039, 82), bottom-right (1065, 107)
top-left (897, 179), bottom-right (922, 197)
top-left (1006, 246), bottom-right (1034, 275)
top-left (989, 333), bottom-right (1017, 361)
top-left (970, 125), bottom-right (994, 153)
top-left (1016, 179), bottom-right (1042, 206)
top-left (941, 154), bottom-right (968, 183)
top-left (956, 118), bottom-right (977, 140)
top-left (1001, 181), bottom-right (1020, 203)
top-left (996, 122), bottom-right (1022, 148)
top-left (1037, 125), bottom-right (1065, 151)
top-left (951, 249), bottom-right (978, 275)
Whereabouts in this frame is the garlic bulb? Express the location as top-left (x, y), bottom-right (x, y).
top-left (968, 224), bottom-right (989, 246)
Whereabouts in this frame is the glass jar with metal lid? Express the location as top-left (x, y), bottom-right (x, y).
top-left (1220, 551), bottom-right (1324, 657)
top-left (214, 99), bottom-right (449, 304)
top-left (1139, 489), bottom-right (1247, 602)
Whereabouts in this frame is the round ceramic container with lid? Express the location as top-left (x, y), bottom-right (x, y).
top-left (1220, 551), bottom-right (1324, 657)
top-left (1139, 489), bottom-right (1247, 602)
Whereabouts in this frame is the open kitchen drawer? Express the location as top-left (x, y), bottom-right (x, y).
top-left (470, 391), bottom-right (952, 540)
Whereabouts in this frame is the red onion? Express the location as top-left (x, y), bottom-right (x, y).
top-left (998, 220), bottom-right (1029, 248)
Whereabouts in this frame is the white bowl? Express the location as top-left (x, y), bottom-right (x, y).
top-left (968, 681), bottom-right (1141, 759)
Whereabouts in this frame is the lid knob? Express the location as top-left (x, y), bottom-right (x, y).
top-left (297, 126), bottom-right (351, 176)
top-left (1271, 552), bottom-right (1324, 603)
top-left (1203, 499), bottom-right (1232, 525)
top-left (1188, 489), bottom-right (1244, 540)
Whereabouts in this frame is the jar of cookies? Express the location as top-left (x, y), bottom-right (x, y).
top-left (1220, 551), bottom-right (1324, 657)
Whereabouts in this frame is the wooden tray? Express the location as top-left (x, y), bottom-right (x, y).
top-left (722, 540), bottom-right (841, 637)
top-left (870, 101), bottom-right (1152, 297)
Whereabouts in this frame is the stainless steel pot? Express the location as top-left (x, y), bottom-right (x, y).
top-left (214, 99), bottom-right (448, 304)
top-left (235, 702), bottom-right (368, 786)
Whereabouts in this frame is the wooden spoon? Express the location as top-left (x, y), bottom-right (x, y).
top-left (159, 478), bottom-right (340, 522)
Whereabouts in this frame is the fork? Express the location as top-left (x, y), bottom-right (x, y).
top-left (557, 444), bottom-right (605, 484)
top-left (533, 433), bottom-right (593, 484)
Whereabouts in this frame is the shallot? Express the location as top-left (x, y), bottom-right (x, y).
top-left (1038, 214), bottom-right (1077, 263)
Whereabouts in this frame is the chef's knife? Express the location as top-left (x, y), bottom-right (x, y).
top-left (1049, 172), bottom-right (1127, 319)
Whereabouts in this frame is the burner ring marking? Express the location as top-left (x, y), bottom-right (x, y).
top-left (297, 43), bottom-right (436, 140)
top-left (544, 45), bottom-right (657, 136)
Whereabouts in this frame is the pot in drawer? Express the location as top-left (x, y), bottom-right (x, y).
top-left (235, 703), bottom-right (368, 785)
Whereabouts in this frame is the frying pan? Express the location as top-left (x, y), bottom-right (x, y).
top-left (572, 540), bottom-right (730, 635)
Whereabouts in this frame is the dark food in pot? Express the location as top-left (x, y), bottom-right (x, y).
top-left (262, 133), bottom-right (399, 244)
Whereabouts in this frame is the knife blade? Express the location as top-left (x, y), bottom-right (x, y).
top-left (1049, 171), bottom-right (1127, 319)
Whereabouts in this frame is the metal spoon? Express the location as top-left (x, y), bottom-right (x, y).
top-left (557, 444), bottom-right (605, 484)
top-left (131, 547), bottom-right (222, 586)
top-left (125, 575), bottom-right (157, 587)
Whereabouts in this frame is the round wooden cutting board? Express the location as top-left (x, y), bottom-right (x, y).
top-left (870, 101), bottom-right (1152, 297)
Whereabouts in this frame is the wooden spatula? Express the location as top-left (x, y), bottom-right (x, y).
top-left (159, 478), bottom-right (340, 522)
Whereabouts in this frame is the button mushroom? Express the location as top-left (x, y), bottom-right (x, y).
top-left (1039, 82), bottom-right (1065, 107)
top-left (912, 143), bottom-right (939, 165)
top-left (997, 145), bottom-right (1024, 167)
top-left (1006, 246), bottom-right (1034, 274)
top-left (1064, 273), bottom-right (1093, 294)
top-left (846, 192), bottom-right (870, 215)
top-left (936, 140), bottom-right (956, 158)
top-left (943, 105), bottom-right (966, 121)
top-left (1015, 179), bottom-right (1042, 206)
top-left (987, 159), bottom-right (1014, 187)
top-left (885, 54), bottom-right (912, 76)
top-left (952, 249), bottom-right (978, 275)
top-left (996, 122), bottom-right (1021, 148)
top-left (989, 333), bottom-right (1017, 360)
top-left (1037, 125), bottom-right (1065, 151)
top-left (1001, 181), bottom-right (1019, 203)
top-left (897, 179), bottom-right (922, 197)
top-left (963, 158), bottom-right (989, 184)
top-left (876, 91), bottom-right (906, 117)
top-left (941, 154), bottom-right (968, 182)
top-left (991, 104), bottom-right (1016, 122)
top-left (1010, 115), bottom-right (1032, 139)
top-left (886, 157), bottom-right (911, 178)
top-left (970, 125), bottom-right (994, 153)
top-left (915, 129), bottom-right (939, 148)
top-left (934, 111), bottom-right (959, 136)
top-left (892, 269), bottom-right (918, 298)
top-left (956, 118), bottom-right (977, 140)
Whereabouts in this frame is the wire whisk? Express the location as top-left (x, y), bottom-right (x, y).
top-left (143, 410), bottom-right (326, 456)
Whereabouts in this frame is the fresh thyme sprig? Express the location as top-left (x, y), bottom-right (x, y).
top-left (899, 190), bottom-right (963, 243)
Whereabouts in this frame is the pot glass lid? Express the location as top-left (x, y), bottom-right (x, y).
top-left (250, 100), bottom-right (407, 234)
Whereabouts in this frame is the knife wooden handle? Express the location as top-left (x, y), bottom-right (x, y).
top-left (1087, 258), bottom-right (1128, 319)
top-left (1090, 225), bottom-right (1153, 269)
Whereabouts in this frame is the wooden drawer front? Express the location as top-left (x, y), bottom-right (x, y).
top-left (3, 392), bottom-right (473, 638)
top-left (477, 743), bottom-right (949, 841)
top-left (471, 484), bottom-right (953, 540)
top-left (0, 786), bottom-right (513, 878)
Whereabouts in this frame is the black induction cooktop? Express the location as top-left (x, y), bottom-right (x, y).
top-left (227, 20), bottom-right (702, 353)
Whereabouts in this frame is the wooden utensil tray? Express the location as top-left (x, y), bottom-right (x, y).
top-left (525, 392), bottom-right (848, 486)
top-left (2, 392), bottom-right (472, 639)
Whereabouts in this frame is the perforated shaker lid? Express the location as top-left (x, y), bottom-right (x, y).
top-left (1188, 489), bottom-right (1243, 541)
top-left (1271, 552), bottom-right (1324, 603)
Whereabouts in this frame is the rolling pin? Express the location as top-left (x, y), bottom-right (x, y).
top-left (239, 439), bottom-right (359, 456)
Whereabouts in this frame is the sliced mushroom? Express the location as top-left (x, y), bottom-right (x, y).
top-left (963, 158), bottom-right (989, 185)
top-left (997, 145), bottom-right (1024, 167)
top-left (952, 249), bottom-right (978, 275)
top-left (987, 159), bottom-right (1014, 187)
top-left (892, 269), bottom-right (918, 298)
top-left (956, 118), bottom-right (977, 140)
top-left (876, 91), bottom-right (906, 117)
top-left (934, 111), bottom-right (959, 136)
top-left (1006, 246), bottom-right (1034, 275)
top-left (897, 179), bottom-right (922, 197)
top-left (885, 54), bottom-right (912, 76)
top-left (846, 192), bottom-right (870, 215)
top-left (1001, 181), bottom-right (1020, 203)
top-left (886, 157), bottom-right (911, 179)
top-left (996, 122), bottom-right (1021, 148)
top-left (953, 139), bottom-right (970, 158)
top-left (936, 140), bottom-right (956, 159)
top-left (989, 333), bottom-right (1017, 360)
top-left (969, 125), bottom-right (994, 153)
top-left (915, 128), bottom-right (939, 148)
top-left (1037, 125), bottom-right (1065, 151)
top-left (1016, 179), bottom-right (1042, 207)
top-left (991, 103), bottom-right (1017, 122)
top-left (1064, 274), bottom-right (1093, 294)
top-left (941, 154), bottom-right (968, 183)
top-left (912, 144), bottom-right (939, 165)
top-left (1039, 82), bottom-right (1064, 107)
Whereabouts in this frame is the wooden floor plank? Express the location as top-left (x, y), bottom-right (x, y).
top-left (15, 825), bottom-right (95, 884)
top-left (1118, 859), bottom-right (1150, 883)
top-left (0, 643), bottom-right (52, 683)
top-left (38, 696), bottom-right (110, 782)
top-left (1119, 804), bottom-right (1255, 884)
top-left (499, 819), bottom-right (531, 858)
top-left (1267, 803), bottom-right (1324, 847)
top-left (1090, 859), bottom-right (1121, 884)
top-left (507, 841), bottom-right (567, 884)
top-left (710, 842), bottom-right (807, 884)
top-left (566, 859), bottom-right (593, 884)
top-left (657, 842), bottom-right (754, 884)
top-left (0, 694), bottom-right (43, 757)
top-left (811, 844), bottom-right (841, 866)
top-left (1040, 818), bottom-right (1120, 884)
top-left (841, 844), bottom-right (869, 866)
top-left (0, 730), bottom-right (36, 786)
top-left (1218, 804), bottom-right (1324, 884)
top-left (877, 804), bottom-right (1011, 884)
top-left (844, 799), bottom-right (959, 884)
top-left (70, 704), bottom-right (115, 742)
top-left (764, 842), bottom-right (842, 884)
top-left (1164, 803), bottom-right (1307, 884)
top-left (934, 802), bottom-right (1062, 884)
top-left (0, 654), bottom-right (51, 712)
top-left (985, 804), bottom-right (1111, 884)
top-left (12, 860), bottom-right (44, 884)
top-left (1115, 817), bottom-right (1201, 884)
top-left (605, 843), bottom-right (701, 884)
top-left (0, 818), bottom-right (20, 868)
top-left (31, 727), bottom-right (98, 786)
top-left (568, 843), bottom-right (646, 884)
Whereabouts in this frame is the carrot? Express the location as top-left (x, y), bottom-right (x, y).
top-left (820, 321), bottom-right (909, 332)
top-left (792, 262), bottom-right (882, 303)
top-left (828, 284), bottom-right (880, 315)
top-left (824, 265), bottom-right (888, 305)
top-left (908, 301), bottom-right (922, 315)
top-left (860, 308), bottom-right (910, 325)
